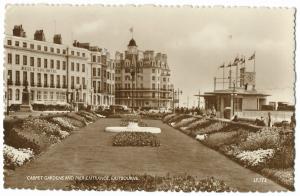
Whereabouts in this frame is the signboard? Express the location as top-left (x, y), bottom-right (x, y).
top-left (244, 72), bottom-right (256, 85)
top-left (21, 66), bottom-right (57, 74)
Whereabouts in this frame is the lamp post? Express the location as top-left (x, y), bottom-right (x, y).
top-left (174, 88), bottom-right (183, 108)
top-left (75, 84), bottom-right (80, 112)
top-left (6, 75), bottom-right (11, 116)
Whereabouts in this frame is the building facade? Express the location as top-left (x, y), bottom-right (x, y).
top-left (115, 38), bottom-right (173, 110)
top-left (4, 25), bottom-right (115, 111)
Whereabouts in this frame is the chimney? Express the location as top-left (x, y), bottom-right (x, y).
top-left (13, 25), bottom-right (26, 37)
top-left (34, 30), bottom-right (46, 41)
top-left (53, 34), bottom-right (62, 44)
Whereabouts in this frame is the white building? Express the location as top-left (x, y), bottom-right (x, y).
top-left (4, 25), bottom-right (115, 111)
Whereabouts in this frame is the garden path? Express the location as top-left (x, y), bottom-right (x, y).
top-left (5, 118), bottom-right (286, 192)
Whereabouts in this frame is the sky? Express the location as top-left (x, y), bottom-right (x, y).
top-left (5, 5), bottom-right (296, 106)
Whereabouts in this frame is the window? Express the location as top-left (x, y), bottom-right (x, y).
top-left (15, 89), bottom-right (20, 100)
top-left (56, 48), bottom-right (60, 54)
top-left (152, 76), bottom-right (155, 81)
top-left (44, 59), bottom-right (48, 68)
top-left (50, 92), bottom-right (54, 100)
top-left (97, 56), bottom-right (100, 63)
top-left (63, 49), bottom-right (66, 54)
top-left (152, 83), bottom-right (155, 89)
top-left (37, 73), bottom-right (41, 85)
top-left (30, 44), bottom-right (34, 49)
top-left (37, 45), bottom-right (41, 50)
top-left (152, 92), bottom-right (155, 98)
top-left (50, 74), bottom-right (54, 86)
top-left (76, 77), bottom-right (80, 84)
top-left (71, 76), bottom-right (74, 88)
top-left (50, 47), bottom-right (54, 53)
top-left (30, 90), bottom-right (34, 101)
top-left (7, 40), bottom-right (12, 45)
top-left (44, 46), bottom-right (48, 51)
top-left (30, 72), bottom-right (34, 86)
top-left (56, 92), bottom-right (60, 100)
top-left (23, 55), bottom-right (27, 65)
top-left (37, 58), bottom-right (41, 67)
top-left (56, 75), bottom-right (60, 86)
top-left (76, 63), bottom-right (80, 72)
top-left (56, 60), bottom-right (60, 69)
top-left (82, 53), bottom-right (85, 57)
top-left (93, 55), bottom-right (96, 62)
top-left (15, 71), bottom-right (20, 83)
top-left (15, 41), bottom-right (19, 47)
top-left (50, 59), bottom-right (54, 69)
top-left (152, 69), bottom-right (155, 73)
top-left (71, 51), bottom-right (74, 55)
top-left (77, 52), bottom-right (80, 56)
top-left (71, 62), bottom-right (74, 71)
top-left (82, 64), bottom-right (85, 72)
top-left (82, 78), bottom-right (85, 87)
top-left (43, 91), bottom-right (48, 100)
top-left (23, 42), bottom-right (27, 48)
top-left (23, 71), bottom-right (27, 84)
top-left (163, 77), bottom-right (166, 82)
top-left (63, 76), bottom-right (66, 87)
top-left (7, 70), bottom-right (12, 83)
top-left (93, 68), bottom-right (96, 76)
top-left (15, 54), bottom-right (20, 65)
top-left (7, 53), bottom-right (12, 64)
top-left (30, 57), bottom-right (34, 66)
top-left (98, 68), bottom-right (101, 76)
top-left (37, 91), bottom-right (41, 100)
top-left (44, 74), bottom-right (48, 87)
top-left (8, 89), bottom-right (12, 100)
top-left (63, 61), bottom-right (66, 70)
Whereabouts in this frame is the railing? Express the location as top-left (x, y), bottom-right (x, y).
top-left (115, 88), bottom-right (172, 92)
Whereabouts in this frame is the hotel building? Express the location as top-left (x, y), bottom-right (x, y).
top-left (4, 25), bottom-right (115, 111)
top-left (114, 38), bottom-right (173, 109)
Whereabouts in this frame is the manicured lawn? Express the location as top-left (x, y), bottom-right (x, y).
top-left (4, 118), bottom-right (286, 191)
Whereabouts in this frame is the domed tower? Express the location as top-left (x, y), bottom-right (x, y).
top-left (126, 38), bottom-right (138, 63)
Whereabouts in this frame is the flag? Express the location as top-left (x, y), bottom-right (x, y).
top-left (240, 56), bottom-right (245, 64)
top-left (129, 27), bottom-right (133, 33)
top-left (219, 63), bottom-right (225, 68)
top-left (248, 52), bottom-right (255, 60)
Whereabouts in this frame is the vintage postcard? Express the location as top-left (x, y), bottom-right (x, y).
top-left (3, 5), bottom-right (296, 192)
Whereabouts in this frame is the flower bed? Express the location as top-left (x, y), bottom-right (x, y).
top-left (261, 168), bottom-right (294, 190)
top-left (51, 117), bottom-right (76, 131)
top-left (4, 145), bottom-right (34, 169)
top-left (113, 132), bottom-right (160, 147)
top-left (67, 174), bottom-right (236, 192)
top-left (172, 117), bottom-right (198, 129)
top-left (163, 114), bottom-right (295, 190)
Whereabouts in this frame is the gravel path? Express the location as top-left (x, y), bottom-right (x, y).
top-left (4, 118), bottom-right (286, 192)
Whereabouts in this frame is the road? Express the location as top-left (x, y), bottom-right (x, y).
top-left (4, 118), bottom-right (286, 192)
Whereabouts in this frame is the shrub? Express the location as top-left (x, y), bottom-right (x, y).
top-left (195, 122), bottom-right (227, 135)
top-left (51, 117), bottom-right (76, 132)
top-left (202, 131), bottom-right (240, 149)
top-left (173, 117), bottom-right (198, 129)
top-left (239, 127), bottom-right (280, 151)
top-left (113, 132), bottom-right (160, 147)
top-left (235, 149), bottom-right (275, 168)
top-left (4, 144), bottom-right (34, 169)
top-left (261, 168), bottom-right (294, 190)
top-left (162, 113), bottom-right (177, 123)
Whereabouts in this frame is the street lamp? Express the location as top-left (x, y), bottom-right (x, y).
top-left (6, 75), bottom-right (11, 116)
top-left (174, 89), bottom-right (183, 108)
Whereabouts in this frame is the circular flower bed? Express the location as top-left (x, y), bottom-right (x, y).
top-left (113, 132), bottom-right (160, 147)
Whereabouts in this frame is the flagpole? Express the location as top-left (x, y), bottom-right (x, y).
top-left (254, 54), bottom-right (256, 73)
top-left (223, 66), bottom-right (225, 89)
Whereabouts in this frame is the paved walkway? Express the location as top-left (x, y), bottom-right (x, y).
top-left (4, 118), bottom-right (286, 191)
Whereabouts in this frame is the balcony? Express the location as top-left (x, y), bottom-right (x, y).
top-left (15, 81), bottom-right (21, 86)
